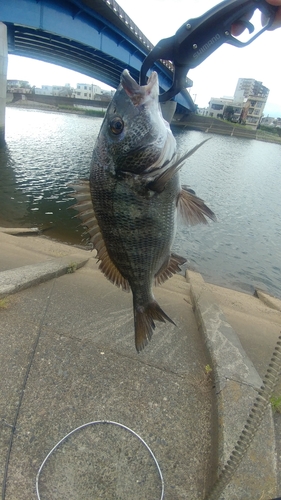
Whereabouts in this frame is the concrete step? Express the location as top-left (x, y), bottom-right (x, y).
top-left (0, 255), bottom-right (89, 299)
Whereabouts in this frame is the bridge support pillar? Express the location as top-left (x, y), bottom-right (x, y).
top-left (160, 100), bottom-right (177, 124)
top-left (0, 22), bottom-right (8, 147)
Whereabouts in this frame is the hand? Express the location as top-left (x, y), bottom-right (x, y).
top-left (231, 0), bottom-right (281, 35)
top-left (266, 0), bottom-right (281, 30)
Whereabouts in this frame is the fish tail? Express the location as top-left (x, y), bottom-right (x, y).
top-left (134, 299), bottom-right (176, 353)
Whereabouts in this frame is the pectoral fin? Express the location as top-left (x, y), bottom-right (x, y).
top-left (177, 187), bottom-right (216, 225)
top-left (146, 139), bottom-right (211, 193)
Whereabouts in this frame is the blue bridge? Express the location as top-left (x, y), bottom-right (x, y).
top-left (0, 0), bottom-right (195, 110)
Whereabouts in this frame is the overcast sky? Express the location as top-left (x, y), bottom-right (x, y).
top-left (7, 0), bottom-right (281, 116)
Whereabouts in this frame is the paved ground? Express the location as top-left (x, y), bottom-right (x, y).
top-left (0, 230), bottom-right (215, 500)
top-left (0, 228), bottom-right (281, 500)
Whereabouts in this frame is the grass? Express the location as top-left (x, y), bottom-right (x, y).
top-left (205, 364), bottom-right (212, 374)
top-left (67, 262), bottom-right (77, 274)
top-left (270, 395), bottom-right (281, 413)
top-left (83, 109), bottom-right (105, 117)
top-left (57, 104), bottom-right (105, 117)
top-left (259, 124), bottom-right (281, 137)
top-left (0, 298), bottom-right (9, 309)
top-left (256, 129), bottom-right (281, 144)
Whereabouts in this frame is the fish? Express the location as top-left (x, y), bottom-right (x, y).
top-left (71, 69), bottom-right (215, 352)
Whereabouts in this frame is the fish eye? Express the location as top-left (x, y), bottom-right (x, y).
top-left (110, 116), bottom-right (124, 135)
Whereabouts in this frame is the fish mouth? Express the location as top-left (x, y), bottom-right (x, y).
top-left (121, 70), bottom-right (158, 105)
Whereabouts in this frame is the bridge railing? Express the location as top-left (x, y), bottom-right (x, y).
top-left (102, 0), bottom-right (174, 73)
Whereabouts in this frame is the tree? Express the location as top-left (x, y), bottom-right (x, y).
top-left (19, 81), bottom-right (31, 89)
top-left (223, 106), bottom-right (235, 121)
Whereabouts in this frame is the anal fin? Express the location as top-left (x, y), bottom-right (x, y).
top-left (154, 253), bottom-right (186, 286)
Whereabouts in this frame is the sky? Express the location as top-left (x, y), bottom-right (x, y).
top-left (7, 0), bottom-right (281, 117)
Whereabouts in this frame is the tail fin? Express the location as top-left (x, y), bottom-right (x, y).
top-left (134, 300), bottom-right (176, 353)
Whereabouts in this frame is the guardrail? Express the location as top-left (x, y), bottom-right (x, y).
top-left (101, 0), bottom-right (174, 73)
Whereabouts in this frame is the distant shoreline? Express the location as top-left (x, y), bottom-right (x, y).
top-left (7, 99), bottom-right (106, 117)
top-left (171, 114), bottom-right (281, 145)
top-left (6, 100), bottom-right (281, 145)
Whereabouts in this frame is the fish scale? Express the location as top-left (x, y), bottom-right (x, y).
top-left (93, 175), bottom-right (174, 284)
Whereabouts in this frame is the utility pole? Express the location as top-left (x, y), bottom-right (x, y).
top-left (0, 23), bottom-right (8, 146)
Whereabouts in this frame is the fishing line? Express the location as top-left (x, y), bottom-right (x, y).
top-left (205, 335), bottom-right (281, 500)
top-left (35, 420), bottom-right (165, 500)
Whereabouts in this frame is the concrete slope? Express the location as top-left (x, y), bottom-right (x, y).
top-left (187, 270), bottom-right (280, 500)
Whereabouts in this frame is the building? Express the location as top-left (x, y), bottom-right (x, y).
top-left (207, 96), bottom-right (243, 121)
top-left (34, 84), bottom-right (73, 97)
top-left (73, 84), bottom-right (114, 100)
top-left (234, 78), bottom-right (269, 100)
top-left (234, 78), bottom-right (269, 128)
top-left (196, 107), bottom-right (208, 116)
top-left (206, 78), bottom-right (269, 129)
top-left (7, 79), bottom-right (31, 93)
top-left (74, 83), bottom-right (102, 99)
top-left (242, 95), bottom-right (267, 127)
top-left (261, 116), bottom-right (281, 127)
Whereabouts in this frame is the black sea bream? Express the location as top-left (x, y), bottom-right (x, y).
top-left (72, 70), bottom-right (215, 352)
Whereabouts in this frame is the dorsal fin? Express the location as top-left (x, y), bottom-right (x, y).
top-left (70, 181), bottom-right (130, 292)
top-left (154, 253), bottom-right (187, 286)
top-left (177, 187), bottom-right (216, 226)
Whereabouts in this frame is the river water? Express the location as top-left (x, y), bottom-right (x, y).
top-left (1, 107), bottom-right (280, 299)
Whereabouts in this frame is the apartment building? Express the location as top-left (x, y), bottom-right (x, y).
top-left (234, 78), bottom-right (269, 128)
top-left (74, 83), bottom-right (102, 99)
top-left (207, 78), bottom-right (269, 129)
top-left (234, 78), bottom-right (269, 100)
top-left (34, 84), bottom-right (73, 97)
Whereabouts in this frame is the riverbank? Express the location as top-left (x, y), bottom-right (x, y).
top-left (6, 99), bottom-right (106, 117)
top-left (172, 113), bottom-right (281, 144)
top-left (7, 99), bottom-right (281, 144)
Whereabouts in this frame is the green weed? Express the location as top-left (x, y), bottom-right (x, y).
top-left (270, 395), bottom-right (281, 413)
top-left (0, 298), bottom-right (9, 309)
top-left (205, 364), bottom-right (212, 374)
top-left (67, 262), bottom-right (77, 274)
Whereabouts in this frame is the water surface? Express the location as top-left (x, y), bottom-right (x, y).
top-left (1, 108), bottom-right (280, 299)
